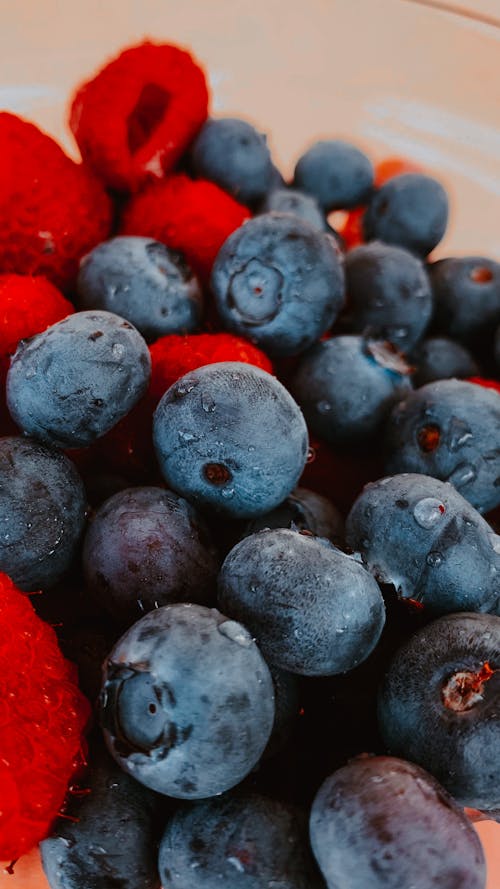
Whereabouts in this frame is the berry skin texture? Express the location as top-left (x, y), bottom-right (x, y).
top-left (121, 173), bottom-right (250, 282)
top-left (211, 213), bottom-right (345, 357)
top-left (346, 473), bottom-right (500, 616)
top-left (429, 255), bottom-right (500, 347)
top-left (309, 755), bottom-right (486, 889)
top-left (159, 792), bottom-right (324, 889)
top-left (153, 361), bottom-right (309, 518)
top-left (363, 172), bottom-right (449, 257)
top-left (378, 613), bottom-right (500, 811)
top-left (218, 528), bottom-right (385, 675)
top-left (7, 310), bottom-right (151, 449)
top-left (0, 112), bottom-right (112, 290)
top-left (100, 603), bottom-right (275, 798)
top-left (0, 573), bottom-right (90, 861)
top-left (0, 436), bottom-right (88, 592)
top-left (69, 41), bottom-right (209, 192)
top-left (384, 378), bottom-right (500, 513)
top-left (410, 337), bottom-right (478, 387)
top-left (240, 485), bottom-right (344, 546)
top-left (293, 139), bottom-right (374, 211)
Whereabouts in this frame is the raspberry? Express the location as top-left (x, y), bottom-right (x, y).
top-left (121, 174), bottom-right (250, 282)
top-left (0, 573), bottom-right (90, 861)
top-left (0, 113), bottom-right (112, 291)
top-left (69, 41), bottom-right (210, 193)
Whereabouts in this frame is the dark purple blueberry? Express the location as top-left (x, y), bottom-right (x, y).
top-left (293, 139), bottom-right (374, 211)
top-left (363, 173), bottom-right (449, 257)
top-left (378, 612), bottom-right (500, 811)
top-left (259, 187), bottom-right (327, 232)
top-left (218, 528), bottom-right (385, 676)
top-left (211, 213), bottom-right (345, 357)
top-left (310, 755), bottom-right (486, 889)
top-left (384, 378), bottom-right (500, 513)
top-left (0, 436), bottom-right (87, 591)
top-left (6, 310), bottom-right (151, 449)
top-left (153, 362), bottom-right (309, 519)
top-left (77, 237), bottom-right (203, 342)
top-left (100, 603), bottom-right (275, 798)
top-left (410, 336), bottom-right (479, 386)
top-left (346, 473), bottom-right (500, 616)
top-left (240, 486), bottom-right (344, 546)
top-left (82, 486), bottom-right (220, 627)
top-left (429, 256), bottom-right (500, 347)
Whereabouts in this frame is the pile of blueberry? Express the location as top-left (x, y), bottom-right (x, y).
top-left (2, 41), bottom-right (500, 889)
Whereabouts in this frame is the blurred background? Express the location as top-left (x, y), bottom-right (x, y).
top-left (0, 0), bottom-right (499, 885)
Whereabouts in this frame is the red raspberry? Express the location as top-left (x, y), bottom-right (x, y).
top-left (0, 573), bottom-right (90, 861)
top-left (0, 113), bottom-right (112, 291)
top-left (69, 41), bottom-right (209, 193)
top-left (121, 173), bottom-right (250, 282)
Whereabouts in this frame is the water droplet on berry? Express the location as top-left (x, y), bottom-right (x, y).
top-left (448, 417), bottom-right (473, 452)
top-left (426, 551), bottom-right (443, 568)
top-left (178, 430), bottom-right (197, 442)
top-left (447, 463), bottom-right (477, 487)
top-left (317, 400), bottom-right (332, 413)
top-left (112, 343), bottom-right (125, 359)
top-left (218, 620), bottom-right (253, 647)
top-left (413, 498), bottom-right (446, 529)
top-left (221, 487), bottom-right (235, 499)
top-left (201, 394), bottom-right (216, 412)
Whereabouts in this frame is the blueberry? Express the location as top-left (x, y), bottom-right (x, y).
top-left (378, 612), bottom-right (500, 811)
top-left (429, 255), bottom-right (500, 347)
top-left (190, 117), bottom-right (274, 206)
top-left (100, 603), bottom-right (275, 798)
top-left (289, 336), bottom-right (412, 449)
top-left (259, 187), bottom-right (327, 232)
top-left (211, 213), bottom-right (345, 357)
top-left (6, 310), bottom-right (151, 449)
top-left (342, 241), bottom-right (432, 351)
top-left (496, 325), bottom-right (500, 369)
top-left (310, 755), bottom-right (486, 889)
top-left (40, 741), bottom-right (162, 889)
top-left (264, 664), bottom-right (300, 759)
top-left (240, 486), bottom-right (344, 547)
top-left (345, 473), bottom-right (500, 615)
top-left (218, 528), bottom-right (385, 676)
top-left (77, 237), bottom-right (202, 342)
top-left (384, 378), bottom-right (500, 513)
top-left (159, 792), bottom-right (324, 889)
top-left (82, 486), bottom-right (220, 627)
top-left (0, 436), bottom-right (87, 591)
top-left (410, 336), bottom-right (479, 386)
top-left (153, 362), bottom-right (309, 518)
top-left (293, 139), bottom-right (374, 211)
top-left (363, 173), bottom-right (449, 257)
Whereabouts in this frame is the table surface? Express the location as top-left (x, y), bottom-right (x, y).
top-left (1, 0), bottom-right (500, 886)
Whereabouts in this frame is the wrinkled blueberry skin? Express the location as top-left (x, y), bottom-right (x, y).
top-left (77, 237), bottom-right (202, 342)
top-left (410, 337), bottom-right (478, 387)
top-left (153, 362), bottom-right (309, 519)
top-left (429, 256), bottom-right (500, 347)
top-left (82, 487), bottom-right (220, 627)
top-left (100, 603), bottom-right (275, 798)
top-left (363, 173), bottom-right (449, 257)
top-left (0, 436), bottom-right (87, 591)
top-left (346, 473), bottom-right (500, 615)
top-left (378, 613), bottom-right (500, 811)
top-left (7, 310), bottom-right (151, 449)
top-left (384, 378), bottom-right (500, 513)
top-left (218, 528), bottom-right (385, 676)
top-left (190, 117), bottom-right (274, 206)
top-left (40, 742), bottom-right (162, 889)
top-left (241, 486), bottom-right (344, 547)
top-left (159, 792), bottom-right (324, 889)
top-left (259, 187), bottom-right (327, 232)
top-left (211, 213), bottom-right (345, 357)
top-left (293, 139), bottom-right (374, 211)
top-left (289, 335), bottom-right (411, 448)
top-left (342, 242), bottom-right (432, 351)
top-left (310, 755), bottom-right (486, 889)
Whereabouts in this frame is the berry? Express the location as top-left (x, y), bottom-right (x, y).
top-left (121, 173), bottom-right (250, 282)
top-left (77, 236), bottom-right (203, 342)
top-left (378, 612), bottom-right (500, 810)
top-left (69, 40), bottom-right (209, 192)
top-left (0, 573), bottom-right (90, 861)
top-left (190, 117), bottom-right (274, 206)
top-left (0, 436), bottom-right (87, 591)
top-left (429, 255), bottom-right (500, 348)
top-left (259, 187), bottom-right (327, 231)
top-left (240, 486), bottom-right (344, 546)
top-left (0, 274), bottom-right (74, 369)
top-left (7, 310), bottom-right (151, 449)
top-left (293, 139), bottom-right (374, 211)
top-left (0, 112), bottom-right (112, 290)
top-left (363, 172), bottom-right (449, 257)
top-left (410, 337), bottom-right (479, 386)
top-left (100, 603), bottom-right (275, 798)
top-left (211, 213), bottom-right (345, 357)
top-left (310, 755), bottom-right (486, 889)
top-left (153, 361), bottom-right (308, 518)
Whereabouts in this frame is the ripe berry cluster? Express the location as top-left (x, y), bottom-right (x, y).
top-left (1, 38), bottom-right (499, 889)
